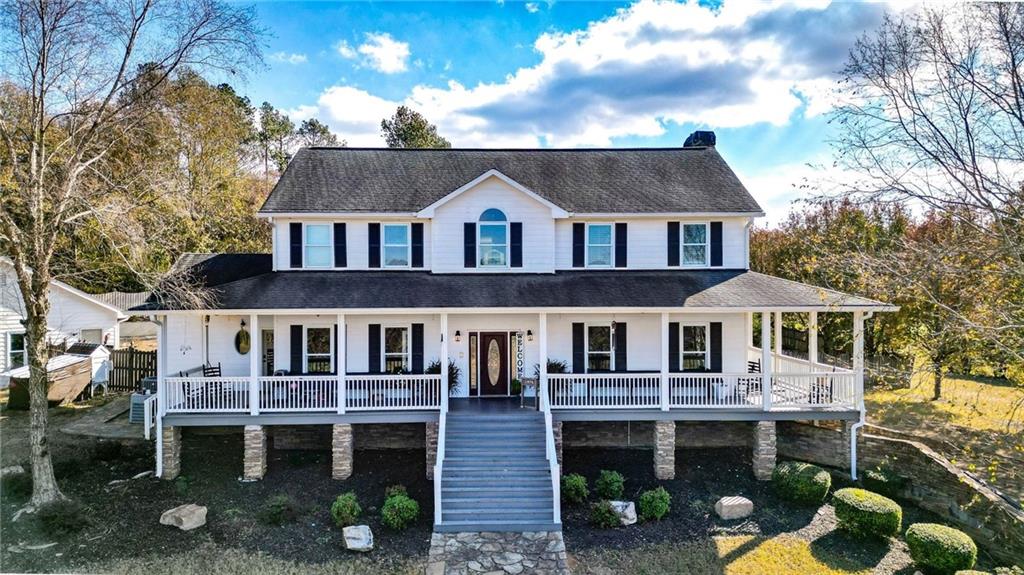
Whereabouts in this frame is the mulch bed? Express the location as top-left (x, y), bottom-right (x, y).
top-left (0, 430), bottom-right (432, 573)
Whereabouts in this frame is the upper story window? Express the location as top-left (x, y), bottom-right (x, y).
top-left (305, 326), bottom-right (332, 373)
top-left (681, 323), bottom-right (708, 371)
top-left (383, 223), bottom-right (411, 267)
top-left (304, 224), bottom-right (332, 268)
top-left (478, 209), bottom-right (508, 267)
top-left (587, 324), bottom-right (613, 372)
top-left (586, 224), bottom-right (613, 267)
top-left (682, 223), bottom-right (708, 267)
top-left (384, 326), bottom-right (410, 373)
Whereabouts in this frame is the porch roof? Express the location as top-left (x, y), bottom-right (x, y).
top-left (133, 256), bottom-right (893, 312)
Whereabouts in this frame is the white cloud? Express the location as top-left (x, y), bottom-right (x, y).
top-left (525, 2), bottom-right (540, 13)
top-left (302, 0), bottom-right (886, 147)
top-left (737, 158), bottom-right (865, 227)
top-left (357, 32), bottom-right (410, 74)
top-left (336, 41), bottom-right (357, 59)
top-left (270, 52), bottom-right (307, 65)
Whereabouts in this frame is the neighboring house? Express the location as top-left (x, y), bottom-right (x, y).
top-left (0, 257), bottom-right (127, 377)
top-left (134, 133), bottom-right (894, 532)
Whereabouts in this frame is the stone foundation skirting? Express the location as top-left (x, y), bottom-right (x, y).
top-left (562, 420), bottom-right (754, 449)
top-left (161, 425), bottom-right (181, 480)
top-left (553, 421), bottom-right (563, 466)
top-left (425, 422), bottom-right (438, 479)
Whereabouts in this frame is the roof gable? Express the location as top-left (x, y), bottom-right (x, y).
top-left (417, 170), bottom-right (569, 218)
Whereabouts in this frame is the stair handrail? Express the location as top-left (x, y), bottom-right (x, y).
top-left (541, 375), bottom-right (562, 524)
top-left (433, 384), bottom-right (448, 525)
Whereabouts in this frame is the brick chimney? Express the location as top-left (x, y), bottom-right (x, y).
top-left (683, 130), bottom-right (716, 147)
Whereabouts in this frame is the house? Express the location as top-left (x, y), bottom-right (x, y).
top-left (0, 257), bottom-right (127, 380)
top-left (132, 134), bottom-right (894, 532)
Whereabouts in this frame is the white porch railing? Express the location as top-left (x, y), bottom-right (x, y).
top-left (548, 373), bottom-right (661, 409)
top-left (771, 372), bottom-right (856, 408)
top-left (344, 374), bottom-right (442, 411)
top-left (259, 376), bottom-right (337, 412)
top-left (143, 394), bottom-right (159, 439)
top-left (669, 373), bottom-right (764, 409)
top-left (165, 376), bottom-right (251, 413)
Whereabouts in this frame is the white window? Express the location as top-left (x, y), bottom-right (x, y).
top-left (383, 223), bottom-right (410, 268)
top-left (383, 326), bottom-right (410, 373)
top-left (305, 327), bottom-right (332, 373)
top-left (7, 332), bottom-right (26, 370)
top-left (586, 324), bottom-right (613, 372)
top-left (304, 224), bottom-right (332, 268)
top-left (478, 209), bottom-right (508, 267)
top-left (682, 223), bottom-right (708, 266)
top-left (80, 329), bottom-right (102, 344)
top-left (681, 323), bottom-right (708, 371)
top-left (586, 224), bottom-right (613, 267)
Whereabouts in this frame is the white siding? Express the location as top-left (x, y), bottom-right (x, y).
top-left (273, 218), bottom-right (432, 271)
top-left (547, 313), bottom-right (662, 372)
top-left (165, 314), bottom-right (204, 376)
top-left (430, 176), bottom-right (556, 273)
top-left (554, 216), bottom-right (750, 270)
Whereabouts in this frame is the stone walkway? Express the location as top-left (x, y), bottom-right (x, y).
top-left (60, 396), bottom-right (143, 440)
top-left (427, 531), bottom-right (570, 575)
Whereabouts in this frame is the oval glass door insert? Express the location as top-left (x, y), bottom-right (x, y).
top-left (487, 339), bottom-right (501, 384)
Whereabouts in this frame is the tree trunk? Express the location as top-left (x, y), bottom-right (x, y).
top-left (25, 299), bottom-right (64, 506)
top-left (931, 358), bottom-right (943, 401)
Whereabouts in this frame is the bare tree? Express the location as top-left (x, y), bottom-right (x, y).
top-left (831, 3), bottom-right (1024, 378)
top-left (0, 0), bottom-right (261, 507)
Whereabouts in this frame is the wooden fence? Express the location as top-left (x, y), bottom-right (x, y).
top-left (109, 347), bottom-right (156, 392)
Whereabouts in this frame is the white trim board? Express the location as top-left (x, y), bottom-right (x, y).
top-left (416, 170), bottom-right (570, 219)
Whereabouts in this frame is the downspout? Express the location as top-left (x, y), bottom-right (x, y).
top-left (743, 218), bottom-right (753, 270)
top-left (849, 311), bottom-right (874, 480)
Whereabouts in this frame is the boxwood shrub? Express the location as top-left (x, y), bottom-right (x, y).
top-left (906, 523), bottom-right (978, 574)
top-left (258, 494), bottom-right (302, 525)
top-left (637, 487), bottom-right (671, 521)
top-left (772, 461), bottom-right (831, 504)
top-left (330, 492), bottom-right (361, 527)
top-left (590, 500), bottom-right (619, 528)
top-left (381, 494), bottom-right (420, 530)
top-left (832, 488), bottom-right (902, 539)
top-left (594, 470), bottom-right (625, 500)
top-left (861, 467), bottom-right (906, 498)
top-left (561, 473), bottom-right (588, 505)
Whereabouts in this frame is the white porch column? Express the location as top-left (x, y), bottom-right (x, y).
top-left (249, 314), bottom-right (259, 415)
top-left (773, 311), bottom-right (783, 362)
top-left (761, 311), bottom-right (772, 411)
top-left (853, 311), bottom-right (865, 402)
top-left (808, 311), bottom-right (819, 367)
top-left (660, 312), bottom-right (670, 411)
top-left (538, 313), bottom-right (548, 408)
top-left (336, 313), bottom-right (346, 414)
top-left (440, 313), bottom-right (449, 410)
top-left (155, 316), bottom-right (168, 478)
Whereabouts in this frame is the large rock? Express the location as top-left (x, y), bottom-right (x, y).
top-left (0, 465), bottom-right (25, 479)
top-left (609, 501), bottom-right (637, 526)
top-left (714, 496), bottom-right (753, 520)
top-left (159, 503), bottom-right (207, 531)
top-left (343, 525), bottom-right (373, 552)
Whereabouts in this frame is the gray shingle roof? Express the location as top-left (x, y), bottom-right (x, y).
top-left (259, 147), bottom-right (764, 214)
top-left (134, 255), bottom-right (890, 311)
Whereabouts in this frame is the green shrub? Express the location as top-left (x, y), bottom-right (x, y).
top-left (173, 475), bottom-right (192, 496)
top-left (861, 467), bottom-right (906, 498)
top-left (594, 470), bottom-right (624, 500)
top-left (330, 492), bottom-right (362, 527)
top-left (638, 487), bottom-right (671, 521)
top-left (772, 461), bottom-right (831, 504)
top-left (37, 499), bottom-right (88, 536)
top-left (561, 474), bottom-right (588, 505)
top-left (381, 494), bottom-right (419, 530)
top-left (590, 500), bottom-right (620, 528)
top-left (257, 494), bottom-right (301, 525)
top-left (906, 523), bottom-right (978, 574)
top-left (384, 484), bottom-right (407, 499)
top-left (832, 488), bottom-right (902, 539)
top-left (2, 471), bottom-right (33, 499)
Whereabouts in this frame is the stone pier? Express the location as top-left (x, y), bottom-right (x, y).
top-left (242, 425), bottom-right (267, 480)
top-left (552, 421), bottom-right (563, 467)
top-left (161, 425), bottom-right (181, 480)
top-left (653, 420), bottom-right (676, 479)
top-left (425, 421), bottom-right (438, 479)
top-left (332, 423), bottom-right (353, 480)
top-left (753, 421), bottom-right (777, 480)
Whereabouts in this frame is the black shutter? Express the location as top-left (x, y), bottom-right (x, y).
top-left (667, 222), bottom-right (680, 267)
top-left (333, 324), bottom-right (339, 374)
top-left (411, 323), bottom-right (424, 374)
top-left (572, 223), bottom-right (585, 267)
top-left (614, 322), bottom-right (627, 372)
top-left (510, 222), bottom-right (523, 268)
top-left (710, 322), bottom-right (722, 372)
top-left (668, 322), bottom-right (680, 373)
top-left (464, 223), bottom-right (476, 268)
top-left (368, 324), bottom-right (381, 374)
top-left (368, 223), bottom-right (381, 268)
top-left (572, 322), bottom-right (585, 373)
top-left (289, 223), bottom-right (302, 268)
top-left (411, 223), bottom-right (424, 268)
top-left (290, 325), bottom-right (303, 374)
top-left (710, 221), bottom-right (723, 267)
top-left (333, 223), bottom-right (347, 268)
top-left (615, 223), bottom-right (627, 268)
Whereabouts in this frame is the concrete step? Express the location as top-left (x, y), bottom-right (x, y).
top-left (442, 497), bottom-right (553, 510)
top-left (442, 509), bottom-right (554, 523)
top-left (441, 486), bottom-right (553, 498)
top-left (444, 470), bottom-right (551, 480)
top-left (433, 520), bottom-right (561, 533)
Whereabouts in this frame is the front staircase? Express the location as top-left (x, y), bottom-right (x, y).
top-left (434, 403), bottom-right (559, 532)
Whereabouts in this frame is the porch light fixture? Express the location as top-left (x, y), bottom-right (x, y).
top-left (526, 330), bottom-right (534, 342)
top-left (454, 330), bottom-right (462, 343)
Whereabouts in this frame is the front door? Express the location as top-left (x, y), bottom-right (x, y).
top-left (478, 332), bottom-right (509, 396)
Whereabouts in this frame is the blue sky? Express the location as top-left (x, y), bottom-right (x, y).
top-left (240, 0), bottom-right (890, 224)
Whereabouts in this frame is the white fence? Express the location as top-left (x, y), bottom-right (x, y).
top-left (547, 373), bottom-right (661, 409)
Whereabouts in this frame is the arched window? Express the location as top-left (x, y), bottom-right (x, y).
top-left (478, 209), bottom-right (509, 267)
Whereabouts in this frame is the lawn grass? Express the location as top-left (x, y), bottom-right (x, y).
top-left (571, 535), bottom-right (892, 575)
